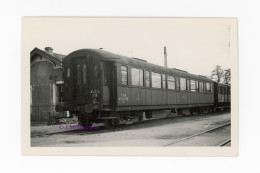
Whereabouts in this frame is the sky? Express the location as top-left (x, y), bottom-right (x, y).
top-left (23, 18), bottom-right (235, 76)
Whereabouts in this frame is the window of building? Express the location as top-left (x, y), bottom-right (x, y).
top-left (121, 66), bottom-right (128, 85)
top-left (191, 80), bottom-right (196, 92)
top-left (187, 79), bottom-right (190, 91)
top-left (180, 78), bottom-right (187, 91)
top-left (77, 65), bottom-right (82, 85)
top-left (131, 68), bottom-right (143, 87)
top-left (162, 74), bottom-right (166, 89)
top-left (57, 84), bottom-right (64, 103)
top-left (176, 77), bottom-right (180, 90)
top-left (199, 82), bottom-right (204, 92)
top-left (145, 71), bottom-right (150, 87)
top-left (152, 72), bottom-right (161, 88)
top-left (167, 76), bottom-right (175, 90)
top-left (83, 64), bottom-right (87, 85)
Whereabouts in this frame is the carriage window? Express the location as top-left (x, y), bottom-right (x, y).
top-left (206, 83), bottom-right (211, 93)
top-left (191, 80), bottom-right (196, 92)
top-left (162, 74), bottom-right (166, 89)
top-left (140, 70), bottom-right (144, 86)
top-left (211, 84), bottom-right (213, 93)
top-left (145, 71), bottom-right (150, 87)
top-left (83, 64), bottom-right (87, 84)
top-left (103, 64), bottom-right (110, 84)
top-left (176, 77), bottom-right (180, 90)
top-left (131, 68), bottom-right (143, 86)
top-left (199, 82), bottom-right (204, 92)
top-left (152, 72), bottom-right (161, 88)
top-left (66, 67), bottom-right (70, 78)
top-left (121, 66), bottom-right (128, 85)
top-left (223, 87), bottom-right (226, 94)
top-left (196, 81), bottom-right (199, 92)
top-left (168, 76), bottom-right (175, 90)
top-left (187, 79), bottom-right (190, 91)
top-left (180, 78), bottom-right (187, 91)
top-left (93, 65), bottom-right (98, 77)
top-left (77, 65), bottom-right (82, 85)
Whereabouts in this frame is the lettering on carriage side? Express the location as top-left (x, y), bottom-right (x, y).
top-left (119, 93), bottom-right (128, 103)
top-left (90, 89), bottom-right (100, 103)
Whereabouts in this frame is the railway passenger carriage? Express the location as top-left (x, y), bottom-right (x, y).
top-left (57, 49), bottom-right (228, 126)
top-left (214, 82), bottom-right (231, 110)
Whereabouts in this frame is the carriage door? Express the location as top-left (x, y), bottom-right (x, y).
top-left (73, 58), bottom-right (88, 104)
top-left (102, 62), bottom-right (113, 106)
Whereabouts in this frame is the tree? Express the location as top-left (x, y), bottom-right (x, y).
top-left (223, 69), bottom-right (231, 85)
top-left (210, 65), bottom-right (224, 83)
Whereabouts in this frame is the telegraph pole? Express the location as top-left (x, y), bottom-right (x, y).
top-left (164, 46), bottom-right (167, 68)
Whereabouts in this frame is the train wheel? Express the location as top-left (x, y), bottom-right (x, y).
top-left (138, 111), bottom-right (144, 121)
top-left (78, 114), bottom-right (93, 127)
top-left (203, 107), bottom-right (209, 114)
top-left (177, 109), bottom-right (183, 115)
top-left (145, 111), bottom-right (152, 119)
top-left (196, 107), bottom-right (201, 115)
top-left (189, 108), bottom-right (195, 115)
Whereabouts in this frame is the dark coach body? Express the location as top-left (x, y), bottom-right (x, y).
top-left (57, 49), bottom-right (229, 126)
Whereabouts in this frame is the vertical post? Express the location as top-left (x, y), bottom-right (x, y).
top-left (164, 46), bottom-right (167, 68)
top-left (53, 84), bottom-right (56, 105)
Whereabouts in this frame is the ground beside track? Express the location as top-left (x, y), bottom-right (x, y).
top-left (31, 111), bottom-right (231, 147)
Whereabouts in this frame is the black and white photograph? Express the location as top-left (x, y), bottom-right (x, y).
top-left (22, 17), bottom-right (238, 155)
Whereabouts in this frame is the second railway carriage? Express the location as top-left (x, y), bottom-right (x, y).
top-left (57, 49), bottom-right (215, 126)
top-left (214, 82), bottom-right (231, 110)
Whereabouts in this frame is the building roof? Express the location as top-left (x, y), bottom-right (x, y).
top-left (30, 47), bottom-right (66, 66)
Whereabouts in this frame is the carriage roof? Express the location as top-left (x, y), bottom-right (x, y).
top-left (65, 49), bottom-right (213, 83)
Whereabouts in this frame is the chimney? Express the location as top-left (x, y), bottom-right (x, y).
top-left (45, 47), bottom-right (53, 54)
top-left (164, 46), bottom-right (167, 68)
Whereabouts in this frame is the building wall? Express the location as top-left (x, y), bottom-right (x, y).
top-left (30, 55), bottom-right (63, 124)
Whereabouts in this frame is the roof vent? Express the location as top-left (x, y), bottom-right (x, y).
top-left (45, 47), bottom-right (53, 54)
top-left (198, 75), bottom-right (208, 78)
top-left (172, 68), bottom-right (188, 73)
top-left (133, 57), bottom-right (147, 62)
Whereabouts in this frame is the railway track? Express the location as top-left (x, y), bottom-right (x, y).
top-left (219, 138), bottom-right (231, 146)
top-left (164, 121), bottom-right (231, 147)
top-left (32, 112), bottom-right (230, 140)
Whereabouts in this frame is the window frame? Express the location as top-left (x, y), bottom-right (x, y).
top-left (162, 74), bottom-right (166, 89)
top-left (175, 77), bottom-right (180, 91)
top-left (190, 80), bottom-right (196, 92)
top-left (151, 72), bottom-right (162, 88)
top-left (199, 81), bottom-right (204, 93)
top-left (180, 77), bottom-right (187, 91)
top-left (121, 65), bottom-right (128, 85)
top-left (167, 75), bottom-right (175, 90)
top-left (145, 70), bottom-right (151, 88)
top-left (187, 79), bottom-right (190, 92)
top-left (131, 67), bottom-right (144, 87)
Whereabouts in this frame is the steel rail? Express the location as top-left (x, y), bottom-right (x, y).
top-left (218, 138), bottom-right (231, 146)
top-left (164, 121), bottom-right (231, 146)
